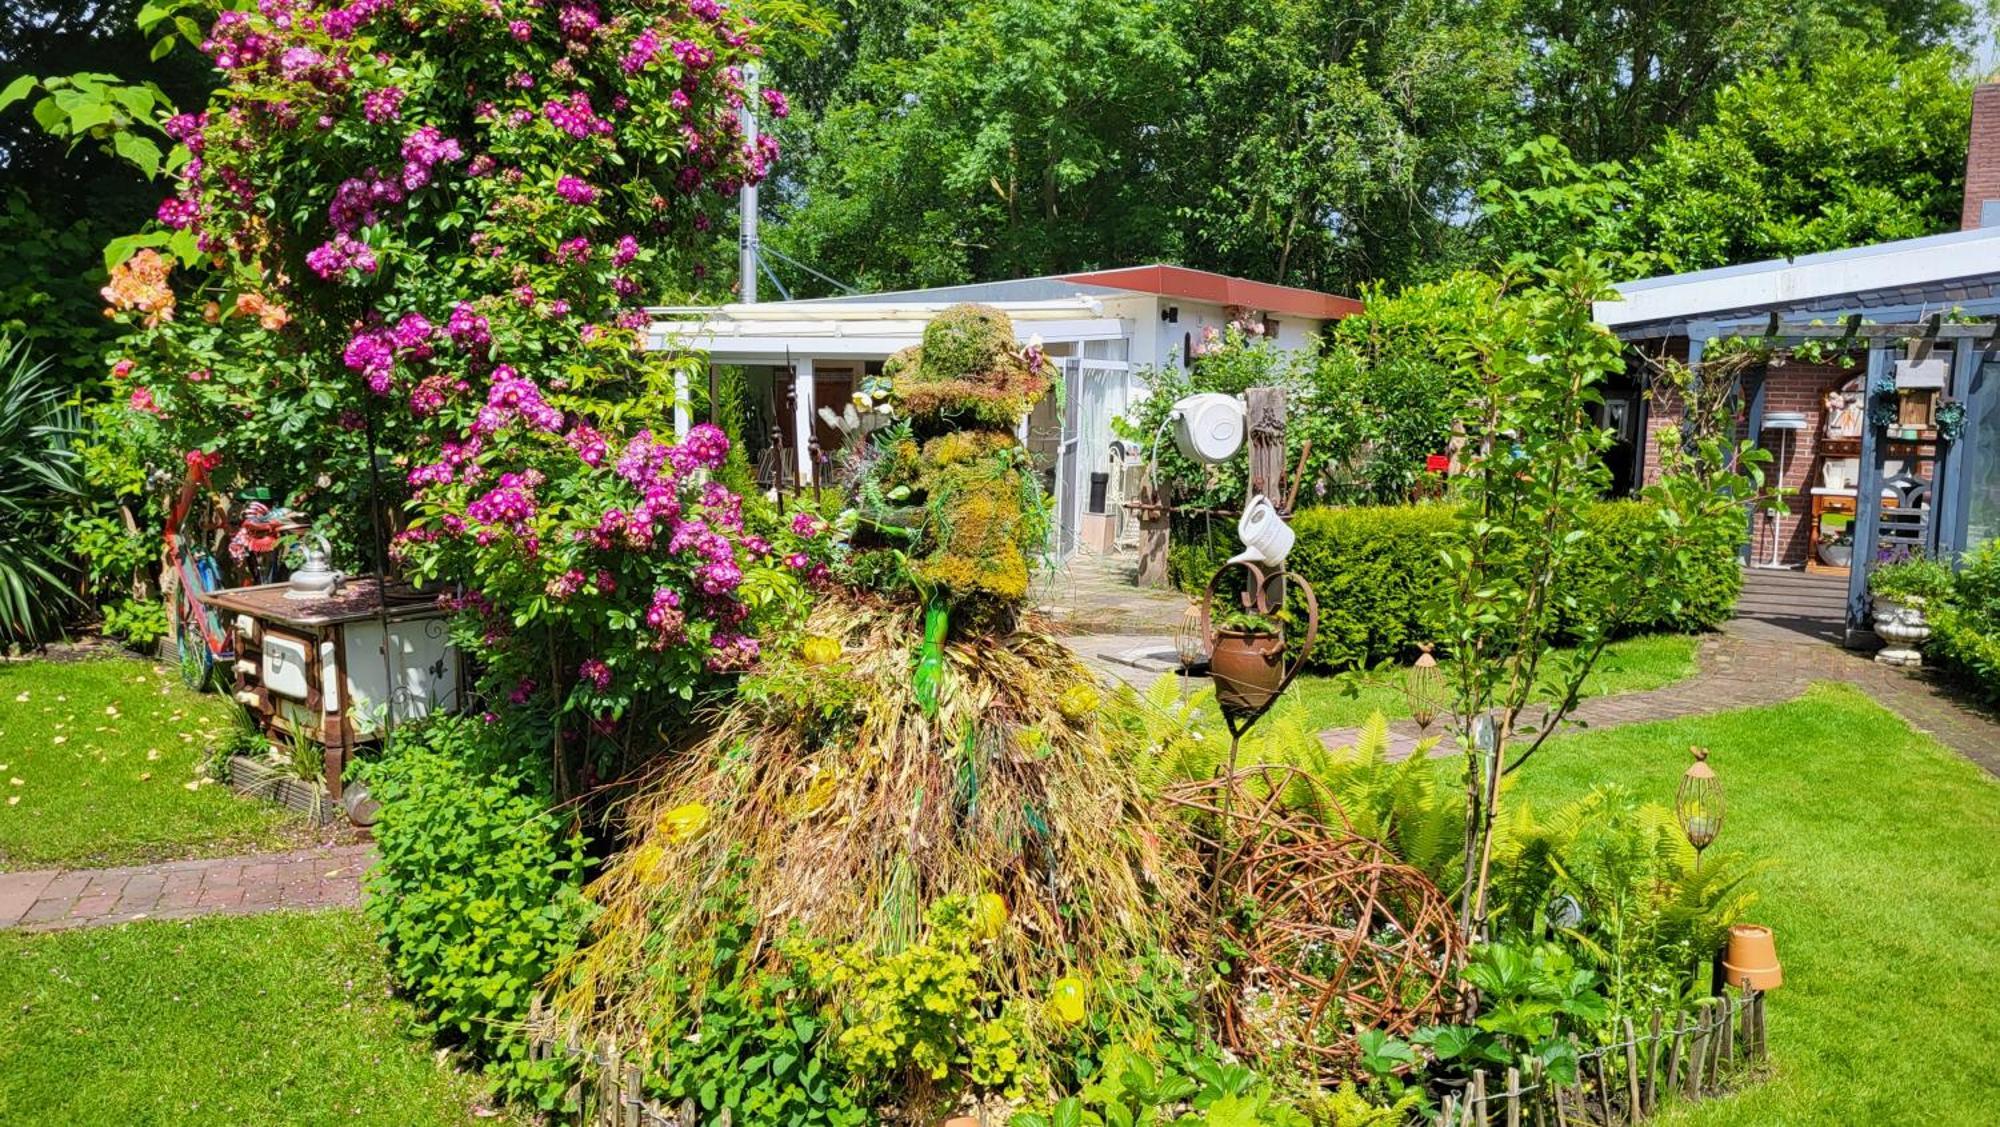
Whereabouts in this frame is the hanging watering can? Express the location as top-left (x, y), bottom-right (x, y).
top-left (1226, 494), bottom-right (1294, 568)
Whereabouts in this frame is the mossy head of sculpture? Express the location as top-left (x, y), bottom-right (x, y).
top-left (886, 303), bottom-right (1050, 437)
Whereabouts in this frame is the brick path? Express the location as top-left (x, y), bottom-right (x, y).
top-left (1319, 627), bottom-right (2000, 777)
top-left (0, 843), bottom-right (371, 933)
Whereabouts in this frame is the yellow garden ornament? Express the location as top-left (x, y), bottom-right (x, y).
top-left (1049, 976), bottom-right (1087, 1025)
top-left (659, 802), bottom-right (712, 843)
top-left (799, 636), bottom-right (842, 665)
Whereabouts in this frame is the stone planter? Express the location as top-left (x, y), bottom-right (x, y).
top-left (229, 754), bottom-right (337, 823)
top-left (1871, 595), bottom-right (1931, 667)
top-left (1817, 543), bottom-right (1852, 568)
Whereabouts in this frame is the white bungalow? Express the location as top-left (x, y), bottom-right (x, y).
top-left (646, 265), bottom-right (1358, 558)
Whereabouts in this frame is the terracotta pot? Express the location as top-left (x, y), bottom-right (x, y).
top-left (1721, 923), bottom-right (1782, 991)
top-left (1210, 627), bottom-right (1285, 718)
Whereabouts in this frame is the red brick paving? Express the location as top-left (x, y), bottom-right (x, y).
top-left (1319, 629), bottom-right (2000, 778)
top-left (0, 843), bottom-right (372, 933)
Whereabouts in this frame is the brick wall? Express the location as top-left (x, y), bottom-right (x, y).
top-left (1642, 357), bottom-right (1863, 567)
top-left (1750, 361), bottom-right (1853, 566)
top-left (1963, 83), bottom-right (2000, 230)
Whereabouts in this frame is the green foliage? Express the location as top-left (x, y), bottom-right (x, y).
top-left (1489, 44), bottom-right (1973, 272)
top-left (1118, 328), bottom-right (1350, 516)
top-left (0, 336), bottom-right (81, 644)
top-left (1868, 554), bottom-right (1956, 603)
top-left (1313, 273), bottom-right (1501, 503)
top-left (1171, 500), bottom-right (1741, 671)
top-left (0, 71), bottom-right (186, 184)
top-left (1619, 44), bottom-right (1970, 271)
top-left (1487, 787), bottom-right (1758, 1016)
top-left (794, 898), bottom-right (1029, 1096)
top-left (355, 716), bottom-right (591, 1107)
top-left (98, 596), bottom-right (166, 645)
top-left (1012, 1042), bottom-right (1316, 1127)
top-left (1928, 541), bottom-right (2000, 702)
top-left (650, 922), bottom-right (870, 1127)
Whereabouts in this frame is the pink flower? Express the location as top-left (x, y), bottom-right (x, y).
top-left (362, 86), bottom-right (405, 123)
top-left (129, 386), bottom-right (161, 414)
top-left (555, 175), bottom-right (598, 205)
top-left (577, 657), bottom-right (611, 691)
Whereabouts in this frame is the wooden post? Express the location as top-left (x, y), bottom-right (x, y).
top-left (1472, 1069), bottom-right (1488, 1126)
top-left (623, 1061), bottom-right (643, 1127)
top-left (1530, 1059), bottom-right (1549, 1127)
top-left (1644, 1010), bottom-right (1663, 1114)
top-left (1505, 1066), bottom-right (1522, 1127)
top-left (1134, 485), bottom-right (1173, 589)
top-left (1440, 1094), bottom-right (1458, 1127)
top-left (1244, 385), bottom-right (1287, 608)
top-left (1623, 1017), bottom-right (1642, 1125)
top-left (1754, 990), bottom-right (1768, 1060)
top-left (1685, 1003), bottom-right (1709, 1099)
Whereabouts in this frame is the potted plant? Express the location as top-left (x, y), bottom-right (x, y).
top-left (1816, 518), bottom-right (1853, 568)
top-left (1208, 607), bottom-right (1287, 717)
top-left (1868, 554), bottom-right (1955, 667)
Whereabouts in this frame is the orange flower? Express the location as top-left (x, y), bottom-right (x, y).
top-left (234, 292), bottom-right (290, 330)
top-left (99, 250), bottom-right (176, 327)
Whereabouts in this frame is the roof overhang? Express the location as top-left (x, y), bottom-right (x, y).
top-left (1060, 264), bottom-right (1362, 320)
top-left (646, 298), bottom-right (1128, 364)
top-left (1596, 226), bottom-right (2000, 337)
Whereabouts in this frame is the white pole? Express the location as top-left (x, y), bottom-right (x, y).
top-left (738, 65), bottom-right (759, 304)
top-left (792, 359), bottom-right (813, 483)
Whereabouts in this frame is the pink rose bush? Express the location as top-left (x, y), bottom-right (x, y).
top-left (97, 0), bottom-right (802, 756)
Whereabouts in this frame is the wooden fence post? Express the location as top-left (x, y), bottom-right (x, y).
top-left (1505, 1065), bottom-right (1521, 1127)
top-left (1472, 1069), bottom-right (1488, 1126)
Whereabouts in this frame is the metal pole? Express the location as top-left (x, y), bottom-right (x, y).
top-left (738, 64), bottom-right (759, 303)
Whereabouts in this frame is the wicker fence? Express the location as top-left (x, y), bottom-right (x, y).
top-left (1437, 991), bottom-right (1768, 1127)
top-left (525, 992), bottom-right (1767, 1127)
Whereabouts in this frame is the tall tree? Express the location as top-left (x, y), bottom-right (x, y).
top-left (1168, 0), bottom-right (1522, 289)
top-left (1515, 0), bottom-right (1978, 165)
top-left (765, 0), bottom-right (1191, 291)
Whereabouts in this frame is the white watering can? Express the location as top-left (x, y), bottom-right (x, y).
top-left (1227, 495), bottom-right (1294, 568)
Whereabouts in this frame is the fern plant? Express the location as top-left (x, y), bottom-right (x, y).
top-left (0, 336), bottom-right (81, 644)
top-left (1487, 786), bottom-right (1759, 1014)
top-left (1120, 680), bottom-right (1467, 893)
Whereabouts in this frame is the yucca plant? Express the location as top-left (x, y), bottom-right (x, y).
top-left (0, 336), bottom-right (82, 644)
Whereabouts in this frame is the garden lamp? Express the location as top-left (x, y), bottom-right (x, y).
top-left (1405, 643), bottom-right (1444, 733)
top-left (1676, 746), bottom-right (1724, 856)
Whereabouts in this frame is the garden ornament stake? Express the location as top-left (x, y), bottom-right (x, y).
top-left (1676, 746), bottom-right (1724, 859)
top-left (1406, 642), bottom-right (1444, 733)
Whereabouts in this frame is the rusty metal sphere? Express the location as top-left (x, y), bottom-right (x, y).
top-left (1165, 767), bottom-right (1461, 1080)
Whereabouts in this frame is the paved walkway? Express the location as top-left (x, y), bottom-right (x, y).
top-left (1318, 628), bottom-right (2000, 777)
top-left (0, 843), bottom-right (371, 933)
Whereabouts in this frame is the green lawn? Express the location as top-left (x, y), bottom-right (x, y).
top-left (1515, 683), bottom-right (2000, 1126)
top-left (1278, 632), bottom-right (1701, 733)
top-left (0, 656), bottom-right (304, 868)
top-left (0, 910), bottom-right (507, 1125)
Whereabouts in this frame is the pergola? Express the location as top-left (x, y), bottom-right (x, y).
top-left (1597, 224), bottom-right (2000, 644)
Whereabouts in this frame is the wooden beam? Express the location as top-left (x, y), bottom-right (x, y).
top-left (1715, 320), bottom-right (1994, 342)
top-left (1911, 313), bottom-right (1943, 362)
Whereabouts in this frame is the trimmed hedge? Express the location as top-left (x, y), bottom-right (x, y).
top-left (1169, 500), bottom-right (1741, 670)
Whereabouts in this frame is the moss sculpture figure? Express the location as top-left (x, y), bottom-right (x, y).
top-left (548, 307), bottom-right (1202, 1119)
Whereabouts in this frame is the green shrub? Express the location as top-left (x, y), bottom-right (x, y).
top-left (355, 716), bottom-right (592, 1108)
top-left (1931, 541), bottom-right (2000, 703)
top-left (1868, 554), bottom-right (1956, 604)
top-left (1170, 499), bottom-right (1739, 670)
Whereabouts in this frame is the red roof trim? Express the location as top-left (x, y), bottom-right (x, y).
top-left (1059, 264), bottom-right (1362, 320)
